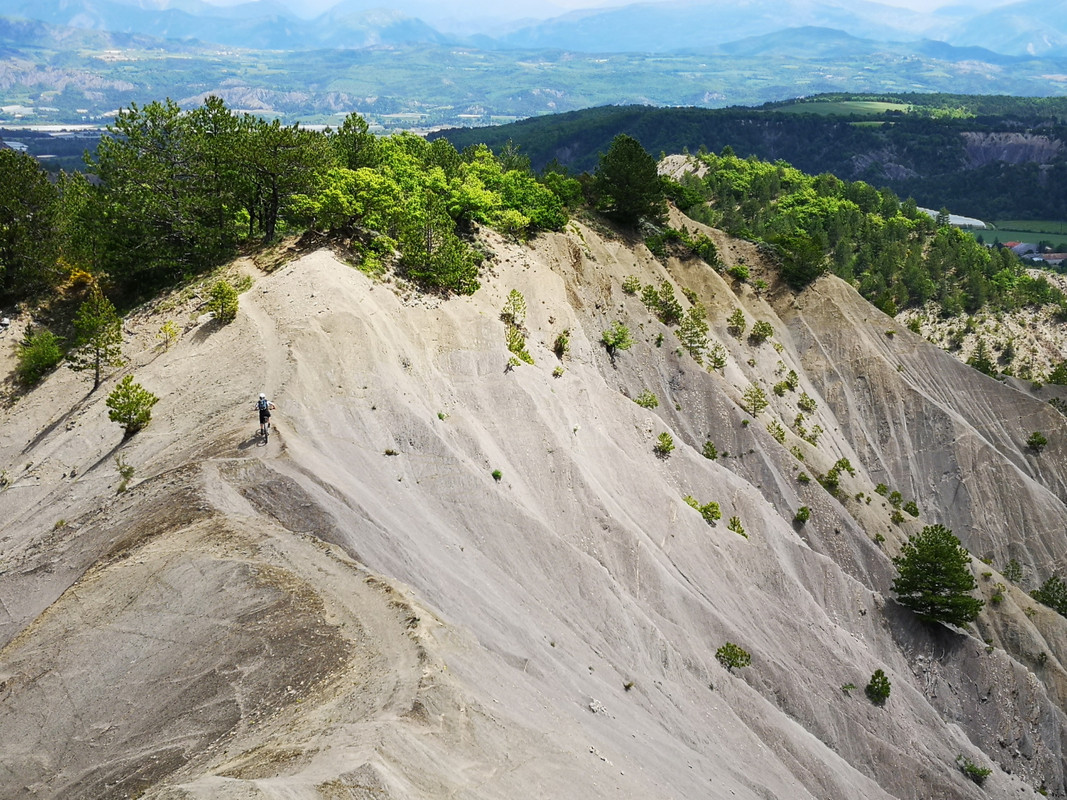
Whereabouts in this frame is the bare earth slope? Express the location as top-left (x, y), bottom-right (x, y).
top-left (1, 213), bottom-right (1066, 798)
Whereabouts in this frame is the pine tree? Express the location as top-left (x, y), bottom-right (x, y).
top-left (892, 525), bottom-right (984, 626)
top-left (106, 374), bottom-right (159, 437)
top-left (68, 286), bottom-right (124, 390)
top-left (593, 134), bottom-right (667, 227)
top-left (967, 337), bottom-right (995, 376)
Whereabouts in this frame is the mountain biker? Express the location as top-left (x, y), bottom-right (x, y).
top-left (256, 392), bottom-right (276, 437)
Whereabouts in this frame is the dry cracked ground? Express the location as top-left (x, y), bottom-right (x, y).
top-left (1, 189), bottom-right (1067, 798)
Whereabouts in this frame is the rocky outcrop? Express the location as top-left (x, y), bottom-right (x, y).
top-left (962, 131), bottom-right (1064, 168)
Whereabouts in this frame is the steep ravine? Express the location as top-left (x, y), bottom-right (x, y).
top-left (0, 213), bottom-right (1065, 799)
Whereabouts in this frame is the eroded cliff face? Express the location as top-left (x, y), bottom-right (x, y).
top-left (961, 131), bottom-right (1064, 169)
top-left (0, 207), bottom-right (1065, 799)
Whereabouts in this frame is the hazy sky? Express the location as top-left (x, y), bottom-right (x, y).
top-left (203, 0), bottom-right (1014, 17)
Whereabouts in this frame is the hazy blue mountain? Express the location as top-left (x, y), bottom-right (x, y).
top-left (0, 13), bottom-right (195, 51)
top-left (1, 0), bottom-right (1060, 58)
top-left (705, 26), bottom-right (1024, 65)
top-left (0, 0), bottom-right (452, 48)
top-left (946, 0), bottom-right (1067, 55)
top-left (495, 0), bottom-right (932, 53)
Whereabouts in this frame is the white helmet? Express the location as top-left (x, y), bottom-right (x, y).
top-left (259, 393), bottom-right (266, 399)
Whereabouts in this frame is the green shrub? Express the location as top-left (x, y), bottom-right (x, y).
top-left (505, 323), bottom-right (533, 364)
top-left (1027, 431), bottom-right (1048, 453)
top-left (491, 469), bottom-right (502, 482)
top-left (700, 501), bottom-right (722, 524)
top-left (726, 263), bottom-right (749, 282)
top-left (797, 471), bottom-right (811, 483)
top-left (727, 308), bottom-right (746, 338)
top-left (865, 669), bottom-right (890, 706)
top-left (890, 509), bottom-right (905, 525)
top-left (794, 506), bottom-right (810, 525)
top-left (956, 755), bottom-right (992, 786)
top-left (16, 329), bottom-right (64, 385)
top-left (501, 289), bottom-right (527, 327)
top-left (903, 500), bottom-right (920, 517)
top-left (621, 275), bottom-right (642, 294)
top-left (553, 329), bottom-right (570, 359)
top-left (106, 374), bottom-right (159, 437)
top-left (207, 279), bottom-right (239, 323)
top-left (875, 483), bottom-right (889, 496)
top-left (157, 319), bottom-right (180, 351)
top-left (115, 454), bottom-right (135, 493)
top-left (702, 440), bottom-right (718, 460)
top-left (707, 342), bottom-right (728, 372)
top-left (654, 432), bottom-right (674, 457)
top-left (833, 458), bottom-right (856, 476)
top-left (797, 392), bottom-right (817, 413)
top-left (1003, 558), bottom-right (1023, 584)
top-left (1032, 574), bottom-right (1067, 616)
top-left (715, 642), bottom-right (751, 671)
top-left (727, 516), bottom-right (747, 538)
top-left (767, 419), bottom-right (786, 443)
top-left (748, 320), bottom-right (774, 345)
top-left (634, 390), bottom-right (659, 409)
top-left (640, 280), bottom-right (683, 325)
top-left (601, 321), bottom-right (633, 359)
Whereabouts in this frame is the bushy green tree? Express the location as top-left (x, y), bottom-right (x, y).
top-left (742, 384), bottom-right (768, 416)
top-left (16, 329), bottom-right (64, 386)
top-left (727, 308), bottom-right (747, 338)
top-left (329, 112), bottom-right (380, 170)
top-left (106, 374), bottom-right (159, 437)
top-left (601, 321), bottom-right (633, 361)
top-left (397, 201), bottom-right (479, 294)
top-left (715, 642), bottom-right (751, 671)
top-left (0, 149), bottom-right (60, 298)
top-left (891, 524), bottom-right (983, 626)
top-left (748, 320), bottom-right (774, 345)
top-left (967, 337), bottom-right (996, 376)
top-left (593, 134), bottom-right (667, 226)
top-left (1026, 431), bottom-right (1048, 453)
top-left (68, 286), bottom-right (124, 390)
top-left (207, 279), bottom-right (239, 323)
top-left (865, 669), bottom-right (891, 706)
top-left (1032, 574), bottom-right (1067, 617)
top-left (94, 98), bottom-right (241, 286)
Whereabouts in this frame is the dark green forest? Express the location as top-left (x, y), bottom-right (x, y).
top-left (433, 95), bottom-right (1067, 222)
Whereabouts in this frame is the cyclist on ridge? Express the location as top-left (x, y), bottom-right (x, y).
top-left (256, 392), bottom-right (276, 438)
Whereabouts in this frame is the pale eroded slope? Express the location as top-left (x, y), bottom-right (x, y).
top-left (0, 216), bottom-right (1065, 799)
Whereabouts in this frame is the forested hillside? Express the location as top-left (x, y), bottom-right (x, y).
top-left (433, 95), bottom-right (1067, 222)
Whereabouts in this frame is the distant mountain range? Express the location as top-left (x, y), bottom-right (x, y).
top-left (0, 0), bottom-right (1064, 127)
top-left (0, 0), bottom-right (1063, 56)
